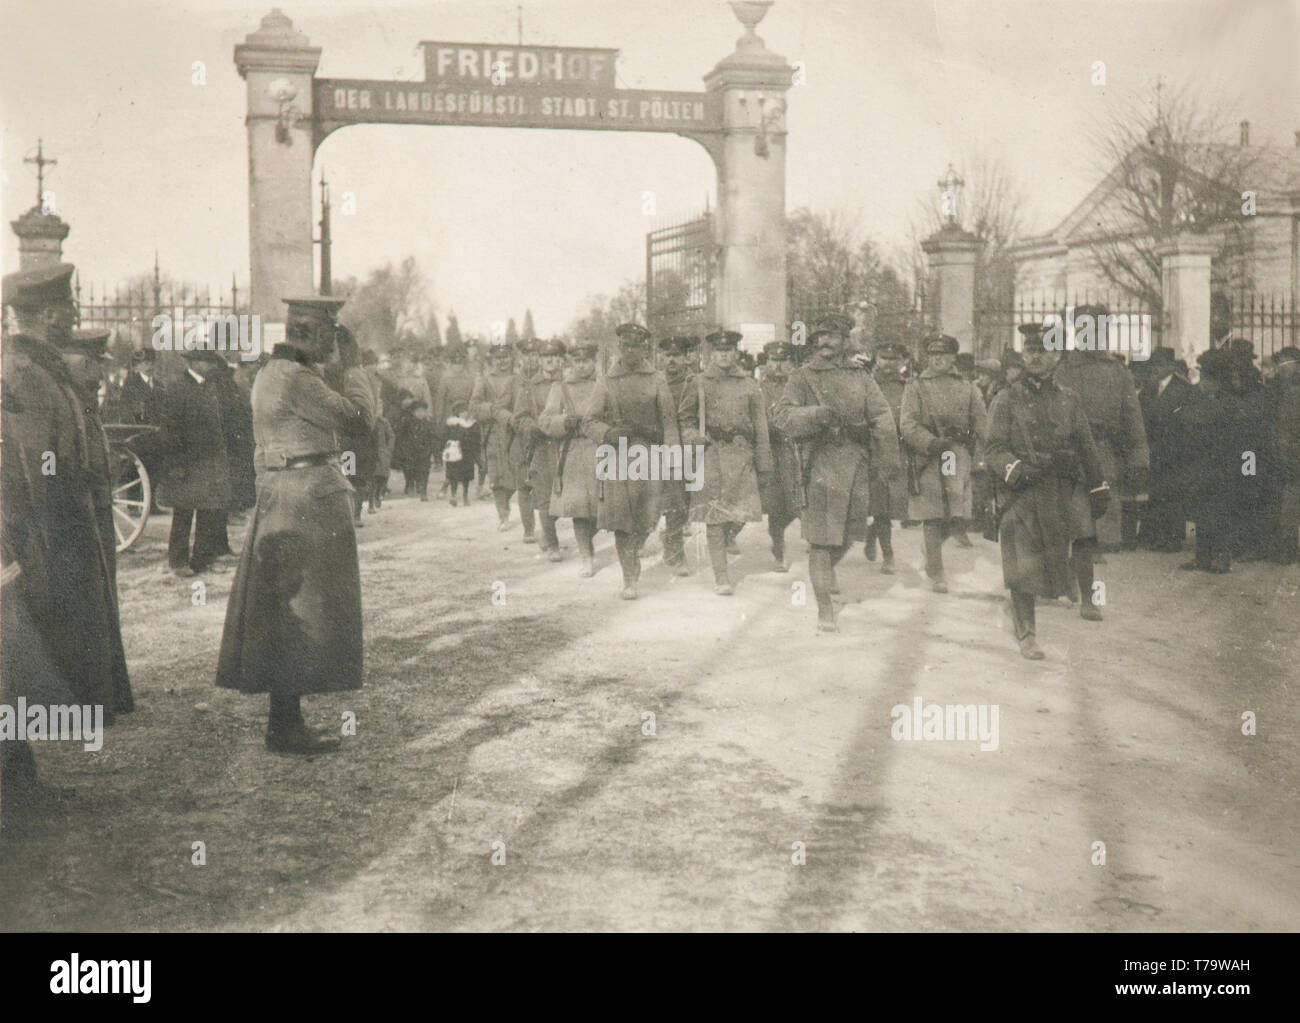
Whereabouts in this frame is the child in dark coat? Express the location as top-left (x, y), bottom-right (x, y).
top-left (442, 401), bottom-right (480, 506)
top-left (406, 400), bottom-right (438, 501)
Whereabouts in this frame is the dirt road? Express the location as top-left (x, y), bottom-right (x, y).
top-left (2, 489), bottom-right (1297, 931)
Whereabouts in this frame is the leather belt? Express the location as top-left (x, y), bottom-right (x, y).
top-left (268, 453), bottom-right (334, 471)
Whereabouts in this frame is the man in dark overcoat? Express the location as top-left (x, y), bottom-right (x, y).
top-left (215, 296), bottom-right (373, 754)
top-left (158, 339), bottom-right (232, 576)
top-left (1137, 346), bottom-right (1194, 552)
top-left (772, 314), bottom-right (899, 632)
top-left (984, 326), bottom-right (1108, 658)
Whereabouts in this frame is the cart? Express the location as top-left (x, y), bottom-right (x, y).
top-left (103, 423), bottom-right (159, 553)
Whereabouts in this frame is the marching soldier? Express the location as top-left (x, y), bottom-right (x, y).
top-left (657, 335), bottom-right (698, 576)
top-left (520, 339), bottom-right (566, 558)
top-left (1053, 305), bottom-right (1149, 553)
top-left (984, 324), bottom-right (1109, 659)
top-left (581, 323), bottom-right (682, 599)
top-left (539, 340), bottom-right (603, 576)
top-left (215, 295), bottom-right (372, 754)
top-left (759, 339), bottom-right (801, 572)
top-left (865, 341), bottom-right (909, 573)
top-left (678, 328), bottom-right (774, 595)
top-left (899, 333), bottom-right (988, 593)
top-left (470, 341), bottom-right (530, 533)
top-left (773, 313), bottom-right (898, 632)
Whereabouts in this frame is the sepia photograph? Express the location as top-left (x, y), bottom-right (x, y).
top-left (1, 0), bottom-right (1296, 981)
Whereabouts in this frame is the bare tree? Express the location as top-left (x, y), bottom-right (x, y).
top-left (1085, 82), bottom-right (1258, 312)
top-left (336, 256), bottom-right (436, 352)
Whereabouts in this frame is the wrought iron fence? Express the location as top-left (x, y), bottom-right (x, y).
top-left (75, 272), bottom-right (248, 358)
top-left (646, 213), bottom-right (715, 339)
top-left (1223, 291), bottom-right (1297, 362)
top-left (980, 291), bottom-right (1163, 362)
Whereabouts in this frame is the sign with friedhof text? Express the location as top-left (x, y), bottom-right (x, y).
top-left (315, 40), bottom-right (721, 142)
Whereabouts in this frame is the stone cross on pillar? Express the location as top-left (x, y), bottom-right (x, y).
top-left (921, 165), bottom-right (982, 354)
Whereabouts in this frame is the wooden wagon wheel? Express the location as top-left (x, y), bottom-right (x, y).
top-left (112, 448), bottom-right (152, 553)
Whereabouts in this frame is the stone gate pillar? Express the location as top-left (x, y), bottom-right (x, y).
top-left (1156, 233), bottom-right (1217, 367)
top-left (921, 223), bottom-right (982, 353)
top-left (234, 10), bottom-right (321, 323)
top-left (705, 2), bottom-right (790, 348)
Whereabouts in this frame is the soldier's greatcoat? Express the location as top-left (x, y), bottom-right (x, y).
top-left (1053, 353), bottom-right (1149, 545)
top-left (899, 369), bottom-right (987, 521)
top-left (1, 334), bottom-right (133, 718)
top-left (772, 362), bottom-right (899, 546)
top-left (538, 374), bottom-right (600, 520)
top-left (983, 377), bottom-right (1104, 597)
top-left (470, 370), bottom-right (528, 491)
top-left (216, 348), bottom-right (372, 696)
top-left (521, 374), bottom-right (561, 502)
top-left (581, 363), bottom-right (681, 534)
top-left (678, 363), bottom-right (773, 524)
top-left (759, 373), bottom-right (802, 523)
top-left (868, 368), bottom-right (908, 521)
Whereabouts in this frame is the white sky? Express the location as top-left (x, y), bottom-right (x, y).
top-left (2, 0), bottom-right (1297, 336)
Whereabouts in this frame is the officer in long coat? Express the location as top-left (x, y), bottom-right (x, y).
top-left (539, 340), bottom-right (603, 576)
top-left (657, 335), bottom-right (699, 576)
top-left (984, 325), bottom-right (1108, 659)
top-left (773, 314), bottom-right (899, 632)
top-left (1052, 305), bottom-right (1149, 552)
top-left (899, 334), bottom-right (988, 593)
top-left (470, 342), bottom-right (529, 532)
top-left (1, 266), bottom-right (133, 813)
top-left (678, 328), bottom-right (774, 595)
top-left (582, 322), bottom-right (682, 599)
top-left (215, 295), bottom-right (372, 754)
top-left (158, 343), bottom-right (233, 576)
top-left (865, 342), bottom-right (909, 573)
top-left (1137, 346), bottom-right (1193, 551)
top-left (758, 340), bottom-right (801, 572)
top-left (519, 339), bottom-right (566, 556)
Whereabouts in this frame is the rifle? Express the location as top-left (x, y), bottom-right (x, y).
top-left (553, 380), bottom-right (576, 497)
top-left (905, 381), bottom-right (926, 497)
